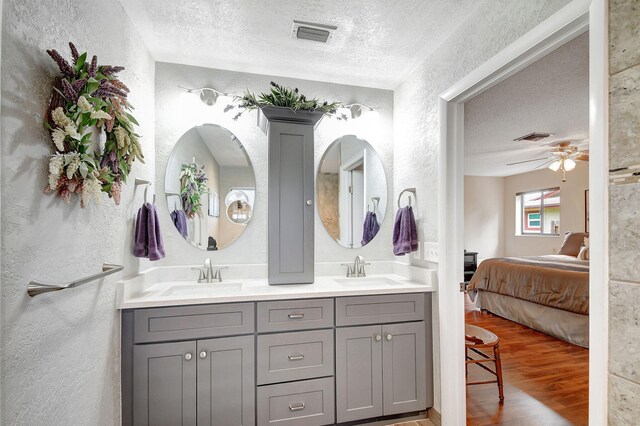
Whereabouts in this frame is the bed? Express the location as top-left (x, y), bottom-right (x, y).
top-left (467, 255), bottom-right (589, 347)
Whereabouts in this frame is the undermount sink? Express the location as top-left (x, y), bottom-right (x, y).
top-left (333, 276), bottom-right (406, 288)
top-left (161, 282), bottom-right (243, 297)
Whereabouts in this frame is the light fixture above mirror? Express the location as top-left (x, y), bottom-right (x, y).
top-left (179, 86), bottom-right (229, 106)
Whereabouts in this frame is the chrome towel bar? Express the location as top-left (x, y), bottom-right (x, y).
top-left (27, 263), bottom-right (124, 297)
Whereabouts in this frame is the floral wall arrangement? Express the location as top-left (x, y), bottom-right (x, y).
top-left (180, 162), bottom-right (208, 218)
top-left (44, 42), bottom-right (144, 207)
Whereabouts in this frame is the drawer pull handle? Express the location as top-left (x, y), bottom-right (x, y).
top-left (289, 402), bottom-right (305, 412)
top-left (288, 353), bottom-right (305, 361)
top-left (288, 313), bottom-right (305, 319)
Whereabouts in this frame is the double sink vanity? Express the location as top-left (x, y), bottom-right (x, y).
top-left (119, 260), bottom-right (435, 426)
top-left (120, 101), bottom-right (435, 425)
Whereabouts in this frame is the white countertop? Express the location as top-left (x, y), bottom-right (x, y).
top-left (118, 263), bottom-right (436, 309)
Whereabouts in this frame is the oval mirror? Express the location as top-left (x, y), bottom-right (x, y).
top-left (165, 124), bottom-right (255, 251)
top-left (317, 135), bottom-right (387, 248)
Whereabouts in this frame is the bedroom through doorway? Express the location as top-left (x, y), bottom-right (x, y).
top-left (462, 31), bottom-right (590, 425)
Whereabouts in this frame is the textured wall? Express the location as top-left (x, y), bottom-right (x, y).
top-left (154, 62), bottom-right (395, 268)
top-left (608, 0), bottom-right (640, 422)
top-left (464, 176), bottom-right (505, 261)
top-left (393, 0), bottom-right (573, 411)
top-left (0, 1), bottom-right (155, 424)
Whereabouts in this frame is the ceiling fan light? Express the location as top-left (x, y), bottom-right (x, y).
top-left (548, 160), bottom-right (561, 172)
top-left (564, 158), bottom-right (576, 171)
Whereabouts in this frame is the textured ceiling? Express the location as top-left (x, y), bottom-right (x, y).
top-left (119, 0), bottom-right (481, 89)
top-left (464, 32), bottom-right (589, 177)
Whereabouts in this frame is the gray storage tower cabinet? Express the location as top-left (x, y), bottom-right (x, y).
top-left (261, 106), bottom-right (323, 285)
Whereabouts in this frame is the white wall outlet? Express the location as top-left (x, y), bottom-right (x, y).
top-left (424, 242), bottom-right (438, 262)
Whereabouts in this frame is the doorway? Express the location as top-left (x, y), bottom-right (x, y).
top-left (437, 1), bottom-right (608, 424)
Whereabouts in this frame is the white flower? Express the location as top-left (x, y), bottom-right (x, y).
top-left (64, 124), bottom-right (80, 140)
top-left (51, 128), bottom-right (66, 151)
top-left (90, 110), bottom-right (112, 120)
top-left (65, 152), bottom-right (81, 179)
top-left (114, 126), bottom-right (130, 149)
top-left (81, 176), bottom-right (102, 207)
top-left (77, 96), bottom-right (93, 113)
top-left (48, 154), bottom-right (64, 188)
top-left (52, 107), bottom-right (72, 128)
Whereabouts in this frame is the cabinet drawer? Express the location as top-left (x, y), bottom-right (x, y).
top-left (134, 303), bottom-right (254, 343)
top-left (336, 293), bottom-right (425, 326)
top-left (257, 299), bottom-right (333, 332)
top-left (257, 377), bottom-right (335, 426)
top-left (257, 330), bottom-right (334, 385)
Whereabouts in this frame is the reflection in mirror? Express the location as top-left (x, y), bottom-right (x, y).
top-left (165, 124), bottom-right (255, 251)
top-left (317, 135), bottom-right (387, 248)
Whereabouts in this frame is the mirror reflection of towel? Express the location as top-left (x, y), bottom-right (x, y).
top-left (392, 206), bottom-right (418, 256)
top-left (361, 211), bottom-right (380, 245)
top-left (170, 209), bottom-right (188, 238)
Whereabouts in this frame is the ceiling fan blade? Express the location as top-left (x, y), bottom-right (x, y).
top-left (575, 153), bottom-right (590, 161)
top-left (535, 159), bottom-right (554, 169)
top-left (506, 157), bottom-right (549, 166)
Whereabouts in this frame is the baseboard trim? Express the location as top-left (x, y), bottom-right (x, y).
top-left (427, 408), bottom-right (441, 426)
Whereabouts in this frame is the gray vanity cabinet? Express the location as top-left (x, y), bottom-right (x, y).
top-left (133, 336), bottom-right (255, 426)
top-left (267, 120), bottom-right (315, 284)
top-left (335, 325), bottom-right (384, 422)
top-left (133, 341), bottom-right (197, 426)
top-left (382, 321), bottom-right (427, 415)
top-left (197, 336), bottom-right (255, 426)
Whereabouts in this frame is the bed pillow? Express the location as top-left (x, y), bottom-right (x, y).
top-left (578, 246), bottom-right (590, 260)
top-left (559, 231), bottom-right (589, 257)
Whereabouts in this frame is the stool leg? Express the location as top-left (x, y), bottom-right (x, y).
top-left (465, 348), bottom-right (469, 377)
top-left (494, 344), bottom-right (504, 402)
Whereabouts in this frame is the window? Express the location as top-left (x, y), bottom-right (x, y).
top-left (515, 188), bottom-right (560, 235)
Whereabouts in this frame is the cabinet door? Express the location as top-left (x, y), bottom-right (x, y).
top-left (133, 341), bottom-right (197, 426)
top-left (382, 321), bottom-right (427, 415)
top-left (197, 336), bottom-right (255, 426)
top-left (335, 325), bottom-right (383, 422)
top-left (268, 121), bottom-right (314, 284)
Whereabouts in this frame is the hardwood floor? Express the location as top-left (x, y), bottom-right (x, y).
top-left (465, 309), bottom-right (589, 426)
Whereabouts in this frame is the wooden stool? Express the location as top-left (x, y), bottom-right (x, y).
top-left (465, 324), bottom-right (504, 402)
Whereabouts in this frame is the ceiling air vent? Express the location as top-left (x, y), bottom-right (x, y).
top-left (291, 20), bottom-right (337, 43)
top-left (513, 132), bottom-right (553, 142)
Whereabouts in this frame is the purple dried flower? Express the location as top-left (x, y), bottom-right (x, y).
top-left (88, 55), bottom-right (98, 77)
top-left (46, 49), bottom-right (74, 76)
top-left (61, 78), bottom-right (78, 101)
top-left (72, 78), bottom-right (87, 93)
top-left (69, 42), bottom-right (79, 63)
top-left (101, 65), bottom-right (125, 76)
top-left (100, 151), bottom-right (120, 175)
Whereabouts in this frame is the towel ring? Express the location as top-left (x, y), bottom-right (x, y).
top-left (135, 178), bottom-right (155, 204)
top-left (369, 196), bottom-right (380, 213)
top-left (397, 188), bottom-right (416, 209)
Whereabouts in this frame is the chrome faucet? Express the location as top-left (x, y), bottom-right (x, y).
top-left (341, 256), bottom-right (371, 278)
top-left (192, 259), bottom-right (228, 283)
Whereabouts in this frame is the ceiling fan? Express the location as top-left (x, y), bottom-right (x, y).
top-left (507, 141), bottom-right (589, 182)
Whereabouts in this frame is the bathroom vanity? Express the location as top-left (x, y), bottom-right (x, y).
top-left (120, 272), bottom-right (434, 426)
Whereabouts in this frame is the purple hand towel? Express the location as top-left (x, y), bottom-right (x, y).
top-left (392, 206), bottom-right (418, 256)
top-left (134, 204), bottom-right (149, 257)
top-left (361, 211), bottom-right (380, 245)
top-left (170, 209), bottom-right (188, 238)
top-left (146, 203), bottom-right (166, 261)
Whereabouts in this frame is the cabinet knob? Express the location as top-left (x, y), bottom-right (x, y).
top-left (199, 351), bottom-right (207, 359)
top-left (385, 333), bottom-right (393, 341)
top-left (184, 353), bottom-right (192, 361)
top-left (374, 334), bottom-right (382, 342)
top-left (306, 200), bottom-right (313, 206)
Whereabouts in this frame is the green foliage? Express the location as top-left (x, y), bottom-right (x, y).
top-left (230, 81), bottom-right (346, 120)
